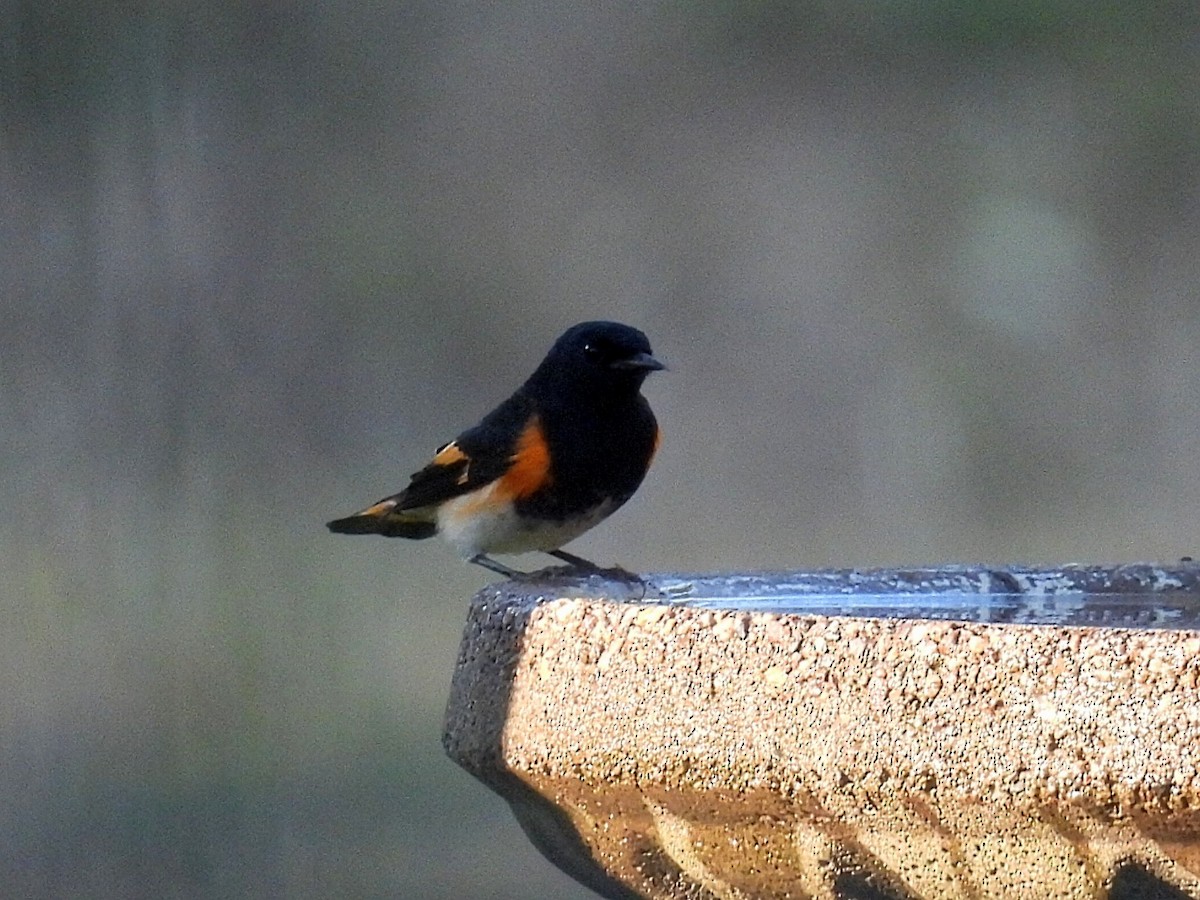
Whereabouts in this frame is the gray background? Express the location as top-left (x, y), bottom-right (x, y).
top-left (4, 2), bottom-right (1198, 897)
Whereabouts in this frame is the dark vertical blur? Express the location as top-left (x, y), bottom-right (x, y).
top-left (2, 1), bottom-right (1198, 896)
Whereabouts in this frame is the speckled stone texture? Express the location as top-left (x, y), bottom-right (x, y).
top-left (443, 565), bottom-right (1200, 899)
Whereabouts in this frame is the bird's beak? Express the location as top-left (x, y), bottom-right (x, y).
top-left (611, 351), bottom-right (666, 372)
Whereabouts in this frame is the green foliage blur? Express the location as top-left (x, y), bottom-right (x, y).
top-left (3, 1), bottom-right (1198, 897)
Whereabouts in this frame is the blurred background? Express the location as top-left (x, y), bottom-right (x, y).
top-left (3, 1), bottom-right (1198, 897)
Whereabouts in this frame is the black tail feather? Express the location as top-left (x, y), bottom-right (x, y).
top-left (326, 514), bottom-right (436, 540)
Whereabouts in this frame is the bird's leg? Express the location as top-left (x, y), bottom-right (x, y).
top-left (547, 548), bottom-right (603, 571)
top-left (469, 554), bottom-right (528, 578)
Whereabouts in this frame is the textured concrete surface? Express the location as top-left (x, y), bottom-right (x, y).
top-left (443, 565), bottom-right (1200, 899)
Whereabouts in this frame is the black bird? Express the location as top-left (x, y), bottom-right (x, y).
top-left (327, 321), bottom-right (664, 577)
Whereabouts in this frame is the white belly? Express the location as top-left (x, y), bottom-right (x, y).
top-left (437, 485), bottom-right (617, 558)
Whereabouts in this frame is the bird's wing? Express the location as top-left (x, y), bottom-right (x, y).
top-left (390, 436), bottom-right (504, 510)
top-left (326, 393), bottom-right (536, 538)
top-left (397, 389), bottom-right (541, 509)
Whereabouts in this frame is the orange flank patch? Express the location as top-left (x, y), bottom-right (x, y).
top-left (650, 425), bottom-right (662, 464)
top-left (496, 416), bottom-right (553, 500)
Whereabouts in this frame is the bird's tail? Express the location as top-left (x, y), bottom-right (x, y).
top-left (326, 499), bottom-right (437, 540)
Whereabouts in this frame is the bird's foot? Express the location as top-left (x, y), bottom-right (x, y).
top-left (546, 550), bottom-right (648, 589)
top-left (470, 551), bottom-right (652, 599)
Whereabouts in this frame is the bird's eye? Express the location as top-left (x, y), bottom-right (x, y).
top-left (583, 342), bottom-right (605, 361)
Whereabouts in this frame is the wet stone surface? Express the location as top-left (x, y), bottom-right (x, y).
top-left (443, 563), bottom-right (1200, 899)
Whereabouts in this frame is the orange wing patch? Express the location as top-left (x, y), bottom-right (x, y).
top-left (495, 415), bottom-right (553, 500)
top-left (433, 441), bottom-right (467, 466)
top-left (433, 440), bottom-right (471, 485)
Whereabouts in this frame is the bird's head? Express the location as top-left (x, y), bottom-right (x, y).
top-left (530, 321), bottom-right (665, 399)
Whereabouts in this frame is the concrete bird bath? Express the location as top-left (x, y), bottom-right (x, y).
top-left (443, 564), bottom-right (1200, 899)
